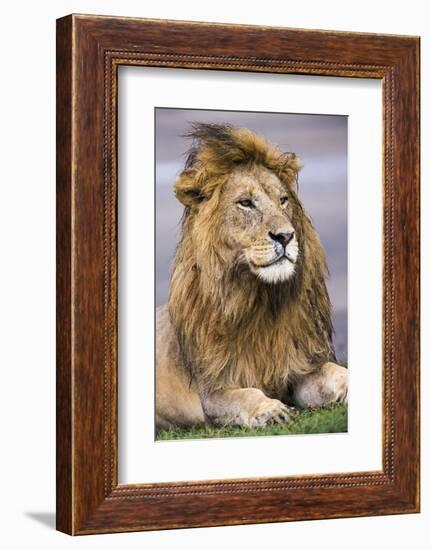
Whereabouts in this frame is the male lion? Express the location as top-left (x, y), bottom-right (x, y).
top-left (156, 123), bottom-right (347, 430)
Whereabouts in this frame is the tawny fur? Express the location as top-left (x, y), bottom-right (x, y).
top-left (168, 124), bottom-right (335, 401)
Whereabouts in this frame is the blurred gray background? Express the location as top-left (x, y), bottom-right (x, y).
top-left (155, 108), bottom-right (347, 362)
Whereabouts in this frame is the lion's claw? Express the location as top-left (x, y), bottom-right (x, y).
top-left (249, 399), bottom-right (296, 428)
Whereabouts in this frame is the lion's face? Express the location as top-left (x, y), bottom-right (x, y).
top-left (195, 165), bottom-right (299, 284)
top-left (174, 124), bottom-right (306, 285)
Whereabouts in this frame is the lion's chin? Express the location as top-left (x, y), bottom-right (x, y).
top-left (251, 257), bottom-right (296, 284)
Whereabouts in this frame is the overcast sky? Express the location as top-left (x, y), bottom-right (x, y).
top-left (155, 108), bottom-right (348, 361)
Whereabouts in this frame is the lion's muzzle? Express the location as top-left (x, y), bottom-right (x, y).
top-left (268, 230), bottom-right (295, 248)
top-left (245, 232), bottom-right (299, 284)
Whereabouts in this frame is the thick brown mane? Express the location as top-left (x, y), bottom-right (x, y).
top-left (174, 123), bottom-right (301, 205)
top-left (169, 123), bottom-right (335, 398)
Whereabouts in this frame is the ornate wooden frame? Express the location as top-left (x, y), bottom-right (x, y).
top-left (56, 14), bottom-right (420, 535)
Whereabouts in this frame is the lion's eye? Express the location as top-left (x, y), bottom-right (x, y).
top-left (280, 196), bottom-right (289, 206)
top-left (238, 199), bottom-right (255, 209)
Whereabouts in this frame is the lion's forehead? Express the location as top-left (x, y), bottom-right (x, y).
top-left (224, 165), bottom-right (286, 200)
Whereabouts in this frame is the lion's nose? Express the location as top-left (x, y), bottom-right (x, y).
top-left (269, 231), bottom-right (295, 247)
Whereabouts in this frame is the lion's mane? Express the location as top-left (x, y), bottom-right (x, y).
top-left (169, 123), bottom-right (335, 399)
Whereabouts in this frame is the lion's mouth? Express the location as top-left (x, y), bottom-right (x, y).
top-left (252, 254), bottom-right (294, 269)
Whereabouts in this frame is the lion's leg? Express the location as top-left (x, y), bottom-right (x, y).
top-left (291, 362), bottom-right (348, 409)
top-left (156, 361), bottom-right (205, 430)
top-left (156, 305), bottom-right (205, 430)
top-left (201, 388), bottom-right (297, 428)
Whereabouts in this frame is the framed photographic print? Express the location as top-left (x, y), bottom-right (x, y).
top-left (56, 14), bottom-right (420, 534)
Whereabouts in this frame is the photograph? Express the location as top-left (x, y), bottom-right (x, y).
top-left (155, 108), bottom-right (348, 441)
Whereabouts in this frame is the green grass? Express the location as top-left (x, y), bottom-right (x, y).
top-left (156, 403), bottom-right (347, 441)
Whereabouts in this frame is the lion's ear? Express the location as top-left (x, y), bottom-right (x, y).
top-left (278, 152), bottom-right (302, 191)
top-left (174, 169), bottom-right (206, 207)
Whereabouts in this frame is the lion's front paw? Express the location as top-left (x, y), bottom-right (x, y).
top-left (204, 388), bottom-right (298, 428)
top-left (332, 366), bottom-right (348, 404)
top-left (319, 362), bottom-right (348, 405)
top-left (244, 398), bottom-right (297, 428)
top-left (292, 362), bottom-right (348, 409)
